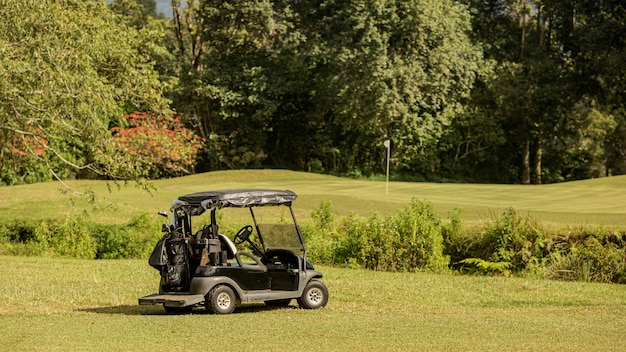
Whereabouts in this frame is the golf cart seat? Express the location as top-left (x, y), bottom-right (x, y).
top-left (218, 234), bottom-right (237, 259)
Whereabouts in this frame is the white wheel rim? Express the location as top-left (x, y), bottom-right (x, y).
top-left (216, 292), bottom-right (231, 309)
top-left (307, 287), bottom-right (323, 305)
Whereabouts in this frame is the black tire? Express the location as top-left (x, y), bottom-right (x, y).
top-left (205, 285), bottom-right (237, 314)
top-left (264, 299), bottom-right (292, 307)
top-left (297, 280), bottom-right (328, 309)
top-left (163, 305), bottom-right (193, 314)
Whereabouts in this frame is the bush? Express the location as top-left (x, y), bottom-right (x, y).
top-left (2, 202), bottom-right (626, 285)
top-left (452, 208), bottom-right (551, 276)
top-left (48, 219), bottom-right (98, 259)
top-left (302, 201), bottom-right (341, 265)
top-left (330, 198), bottom-right (449, 272)
top-left (93, 213), bottom-right (162, 259)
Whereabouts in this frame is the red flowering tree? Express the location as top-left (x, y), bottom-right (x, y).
top-left (111, 112), bottom-right (204, 179)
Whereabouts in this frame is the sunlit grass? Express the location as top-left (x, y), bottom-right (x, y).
top-left (3, 171), bottom-right (626, 350)
top-left (1, 256), bottom-right (625, 351)
top-left (3, 170), bottom-right (626, 229)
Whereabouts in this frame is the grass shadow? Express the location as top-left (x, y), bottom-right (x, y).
top-left (77, 305), bottom-right (165, 316)
top-left (78, 303), bottom-right (299, 316)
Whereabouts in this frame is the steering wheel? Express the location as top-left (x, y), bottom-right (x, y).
top-left (234, 225), bottom-right (254, 245)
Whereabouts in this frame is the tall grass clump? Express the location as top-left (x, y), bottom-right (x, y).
top-left (546, 232), bottom-right (626, 283)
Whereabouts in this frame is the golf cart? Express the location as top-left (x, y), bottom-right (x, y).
top-left (138, 189), bottom-right (328, 314)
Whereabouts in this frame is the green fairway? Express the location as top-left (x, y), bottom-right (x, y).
top-left (1, 255), bottom-right (625, 351)
top-left (3, 169), bottom-right (626, 227)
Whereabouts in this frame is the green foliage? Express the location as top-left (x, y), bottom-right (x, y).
top-left (547, 235), bottom-right (626, 284)
top-left (442, 208), bottom-right (480, 263)
top-left (2, 171), bottom-right (626, 284)
top-left (319, 198), bottom-right (449, 272)
top-left (0, 0), bottom-right (168, 185)
top-left (449, 208), bottom-right (551, 277)
top-left (311, 200), bottom-right (335, 229)
top-left (0, 214), bottom-right (161, 260)
top-left (458, 258), bottom-right (512, 276)
top-left (484, 208), bottom-right (549, 269)
top-left (170, 0), bottom-right (484, 176)
top-left (394, 199), bottom-right (449, 271)
top-left (1, 0), bottom-right (624, 185)
top-left (93, 213), bottom-right (161, 259)
top-left (304, 201), bottom-right (340, 264)
top-left (443, 208), bottom-right (626, 283)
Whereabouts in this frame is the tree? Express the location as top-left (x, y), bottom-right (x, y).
top-left (0, 0), bottom-right (168, 186)
top-left (460, 0), bottom-right (626, 183)
top-left (460, 0), bottom-right (578, 184)
top-left (172, 0), bottom-right (295, 169)
top-left (290, 0), bottom-right (484, 176)
top-left (170, 0), bottom-right (484, 175)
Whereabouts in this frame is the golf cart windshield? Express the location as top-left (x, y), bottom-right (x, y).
top-left (257, 223), bottom-right (303, 252)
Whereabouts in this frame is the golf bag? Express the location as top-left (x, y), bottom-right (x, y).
top-left (161, 236), bottom-right (189, 291)
top-left (148, 229), bottom-right (189, 292)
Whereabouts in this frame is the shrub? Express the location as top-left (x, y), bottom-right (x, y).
top-left (332, 198), bottom-right (449, 272)
top-left (47, 219), bottom-right (98, 259)
top-left (484, 208), bottom-right (550, 269)
top-left (311, 200), bottom-right (334, 229)
top-left (393, 198), bottom-right (449, 271)
top-left (93, 213), bottom-right (162, 259)
top-left (302, 201), bottom-right (340, 265)
top-left (455, 208), bottom-right (551, 276)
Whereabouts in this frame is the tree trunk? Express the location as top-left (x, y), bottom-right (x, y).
top-left (534, 138), bottom-right (542, 184)
top-left (522, 137), bottom-right (531, 184)
top-left (622, 147), bottom-right (626, 174)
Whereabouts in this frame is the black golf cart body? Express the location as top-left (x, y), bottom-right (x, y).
top-left (138, 189), bottom-right (328, 314)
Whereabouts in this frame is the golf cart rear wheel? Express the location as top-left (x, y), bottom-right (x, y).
top-left (205, 285), bottom-right (237, 314)
top-left (297, 280), bottom-right (328, 309)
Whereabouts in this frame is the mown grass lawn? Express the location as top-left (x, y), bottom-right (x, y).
top-left (1, 256), bottom-right (625, 351)
top-left (4, 169), bottom-right (626, 228)
top-left (3, 170), bottom-right (626, 351)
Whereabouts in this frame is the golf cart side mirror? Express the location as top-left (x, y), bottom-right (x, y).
top-left (158, 210), bottom-right (168, 218)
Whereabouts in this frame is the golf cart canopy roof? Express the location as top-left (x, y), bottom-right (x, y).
top-left (172, 189), bottom-right (297, 214)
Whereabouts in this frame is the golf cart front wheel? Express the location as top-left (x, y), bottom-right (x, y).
top-left (297, 280), bottom-right (328, 309)
top-left (205, 285), bottom-right (237, 314)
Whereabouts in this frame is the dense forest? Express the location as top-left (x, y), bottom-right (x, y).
top-left (1, 0), bottom-right (624, 185)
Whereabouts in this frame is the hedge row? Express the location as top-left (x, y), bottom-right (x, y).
top-left (2, 200), bottom-right (625, 284)
top-left (0, 214), bottom-right (161, 260)
top-left (303, 201), bottom-right (626, 284)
